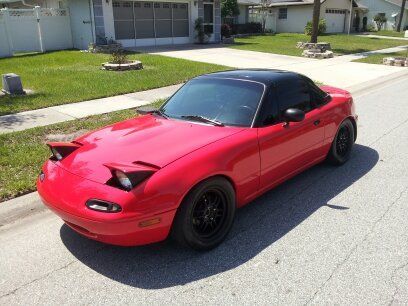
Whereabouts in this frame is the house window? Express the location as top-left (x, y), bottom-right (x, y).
top-left (203, 3), bottom-right (214, 34)
top-left (278, 8), bottom-right (287, 19)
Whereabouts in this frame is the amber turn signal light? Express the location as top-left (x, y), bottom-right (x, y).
top-left (138, 218), bottom-right (161, 228)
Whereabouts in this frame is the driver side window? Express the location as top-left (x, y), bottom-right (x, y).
top-left (277, 77), bottom-right (311, 117)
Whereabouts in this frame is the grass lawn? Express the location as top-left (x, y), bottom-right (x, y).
top-left (0, 50), bottom-right (226, 116)
top-left (0, 100), bottom-right (163, 202)
top-left (373, 30), bottom-right (406, 38)
top-left (230, 33), bottom-right (407, 57)
top-left (353, 50), bottom-right (408, 64)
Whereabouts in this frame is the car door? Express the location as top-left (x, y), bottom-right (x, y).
top-left (257, 76), bottom-right (325, 191)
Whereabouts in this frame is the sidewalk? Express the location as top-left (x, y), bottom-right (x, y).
top-left (1, 45), bottom-right (407, 135)
top-left (356, 34), bottom-right (408, 41)
top-left (152, 45), bottom-right (408, 90)
top-left (0, 84), bottom-right (182, 134)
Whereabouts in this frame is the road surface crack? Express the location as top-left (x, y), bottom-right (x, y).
top-left (389, 260), bottom-right (408, 305)
top-left (0, 245), bottom-right (107, 300)
top-left (305, 187), bottom-right (408, 305)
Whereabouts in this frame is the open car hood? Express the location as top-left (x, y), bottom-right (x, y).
top-left (57, 114), bottom-right (244, 184)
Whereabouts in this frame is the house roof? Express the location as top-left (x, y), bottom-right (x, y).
top-left (267, 0), bottom-right (315, 7)
top-left (238, 0), bottom-right (261, 5)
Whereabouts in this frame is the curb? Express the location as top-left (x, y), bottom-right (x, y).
top-left (0, 71), bottom-right (407, 227)
top-left (346, 69), bottom-right (408, 96)
top-left (0, 192), bottom-right (46, 228)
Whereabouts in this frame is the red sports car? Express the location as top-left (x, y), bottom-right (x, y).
top-left (37, 69), bottom-right (357, 250)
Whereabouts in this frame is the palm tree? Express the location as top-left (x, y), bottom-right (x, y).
top-left (397, 0), bottom-right (406, 32)
top-left (310, 0), bottom-right (321, 43)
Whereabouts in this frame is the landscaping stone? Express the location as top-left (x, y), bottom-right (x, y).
top-left (383, 57), bottom-right (408, 67)
top-left (222, 37), bottom-right (235, 44)
top-left (102, 60), bottom-right (143, 71)
top-left (302, 49), bottom-right (334, 59)
top-left (298, 42), bottom-right (333, 59)
top-left (297, 42), bottom-right (331, 51)
top-left (88, 43), bottom-right (123, 54)
top-left (2, 73), bottom-right (25, 95)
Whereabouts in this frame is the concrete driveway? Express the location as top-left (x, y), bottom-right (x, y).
top-left (145, 44), bottom-right (407, 89)
top-left (0, 75), bottom-right (408, 304)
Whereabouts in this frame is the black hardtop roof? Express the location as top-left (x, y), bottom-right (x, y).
top-left (196, 69), bottom-right (305, 86)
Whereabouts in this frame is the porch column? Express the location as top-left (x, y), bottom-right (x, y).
top-left (214, 0), bottom-right (220, 42)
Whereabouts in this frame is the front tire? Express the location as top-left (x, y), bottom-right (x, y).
top-left (171, 177), bottom-right (236, 251)
top-left (327, 119), bottom-right (355, 165)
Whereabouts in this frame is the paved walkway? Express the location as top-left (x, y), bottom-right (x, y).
top-left (150, 45), bottom-right (408, 89)
top-left (1, 45), bottom-right (407, 135)
top-left (356, 34), bottom-right (408, 41)
top-left (0, 84), bottom-right (182, 134)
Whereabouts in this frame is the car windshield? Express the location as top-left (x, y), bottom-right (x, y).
top-left (160, 78), bottom-right (265, 127)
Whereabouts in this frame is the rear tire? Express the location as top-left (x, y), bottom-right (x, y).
top-left (171, 177), bottom-right (236, 251)
top-left (327, 119), bottom-right (355, 165)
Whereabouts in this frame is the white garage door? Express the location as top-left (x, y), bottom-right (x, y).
top-left (325, 9), bottom-right (346, 33)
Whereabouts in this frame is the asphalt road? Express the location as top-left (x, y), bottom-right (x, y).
top-left (1, 76), bottom-right (408, 305)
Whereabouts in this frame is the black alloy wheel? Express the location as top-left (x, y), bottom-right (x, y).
top-left (171, 177), bottom-right (236, 251)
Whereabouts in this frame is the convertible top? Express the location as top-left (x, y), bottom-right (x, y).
top-left (197, 69), bottom-right (304, 87)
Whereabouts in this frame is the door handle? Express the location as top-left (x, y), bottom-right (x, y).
top-left (313, 120), bottom-right (321, 126)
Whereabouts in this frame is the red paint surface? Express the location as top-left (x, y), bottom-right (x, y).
top-left (37, 85), bottom-right (356, 246)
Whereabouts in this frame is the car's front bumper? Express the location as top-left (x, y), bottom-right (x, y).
top-left (37, 160), bottom-right (177, 246)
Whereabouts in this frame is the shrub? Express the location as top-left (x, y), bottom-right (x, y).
top-left (194, 18), bottom-right (211, 44)
top-left (231, 22), bottom-right (262, 34)
top-left (221, 23), bottom-right (232, 38)
top-left (221, 0), bottom-right (240, 19)
top-left (367, 24), bottom-right (376, 32)
top-left (305, 19), bottom-right (326, 36)
top-left (374, 14), bottom-right (387, 31)
top-left (109, 51), bottom-right (129, 64)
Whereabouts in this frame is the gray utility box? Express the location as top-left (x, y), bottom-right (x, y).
top-left (2, 73), bottom-right (25, 95)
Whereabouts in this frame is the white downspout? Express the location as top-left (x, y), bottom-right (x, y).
top-left (348, 0), bottom-right (353, 34)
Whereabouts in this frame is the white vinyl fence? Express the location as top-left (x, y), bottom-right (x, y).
top-left (249, 12), bottom-right (277, 32)
top-left (0, 7), bottom-right (73, 58)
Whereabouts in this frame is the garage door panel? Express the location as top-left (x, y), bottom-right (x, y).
top-left (155, 2), bottom-right (172, 19)
top-left (134, 2), bottom-right (153, 19)
top-left (135, 20), bottom-right (155, 38)
top-left (173, 3), bottom-right (188, 19)
top-left (113, 1), bottom-right (134, 19)
top-left (155, 20), bottom-right (172, 38)
top-left (114, 20), bottom-right (135, 39)
top-left (325, 9), bottom-right (346, 33)
top-left (173, 20), bottom-right (189, 37)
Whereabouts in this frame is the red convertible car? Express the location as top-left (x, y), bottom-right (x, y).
top-left (37, 70), bottom-right (357, 250)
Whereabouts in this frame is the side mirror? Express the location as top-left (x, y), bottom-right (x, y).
top-left (323, 94), bottom-right (332, 104)
top-left (283, 108), bottom-right (305, 123)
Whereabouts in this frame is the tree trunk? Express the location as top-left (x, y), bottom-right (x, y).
top-left (397, 0), bottom-right (406, 32)
top-left (310, 0), bottom-right (321, 43)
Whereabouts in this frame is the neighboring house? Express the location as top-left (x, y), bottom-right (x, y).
top-left (355, 0), bottom-right (408, 30)
top-left (245, 0), bottom-right (356, 33)
top-left (235, 0), bottom-right (259, 23)
top-left (0, 0), bottom-right (222, 49)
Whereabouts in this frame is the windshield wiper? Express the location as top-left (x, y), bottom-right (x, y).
top-left (181, 115), bottom-right (224, 127)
